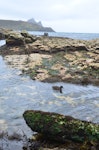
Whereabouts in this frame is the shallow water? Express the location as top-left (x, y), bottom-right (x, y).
top-left (0, 56), bottom-right (99, 134)
top-left (0, 40), bottom-right (99, 136)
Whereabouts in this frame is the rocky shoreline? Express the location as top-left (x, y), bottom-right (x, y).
top-left (0, 29), bottom-right (99, 86)
top-left (0, 29), bottom-right (99, 150)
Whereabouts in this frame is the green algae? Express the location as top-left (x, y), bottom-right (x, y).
top-left (23, 110), bottom-right (99, 143)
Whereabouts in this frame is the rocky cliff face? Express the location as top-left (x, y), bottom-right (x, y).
top-left (27, 18), bottom-right (43, 27)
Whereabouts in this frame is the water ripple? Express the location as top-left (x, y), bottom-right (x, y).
top-left (0, 55), bottom-right (99, 135)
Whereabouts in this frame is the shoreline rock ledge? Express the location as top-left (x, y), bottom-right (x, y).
top-left (0, 29), bottom-right (99, 86)
top-left (23, 110), bottom-right (99, 144)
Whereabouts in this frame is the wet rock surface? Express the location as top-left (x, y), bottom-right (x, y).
top-left (0, 32), bottom-right (99, 86)
top-left (23, 110), bottom-right (99, 150)
top-left (23, 110), bottom-right (99, 142)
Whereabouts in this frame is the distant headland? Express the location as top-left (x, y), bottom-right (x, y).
top-left (0, 18), bottom-right (55, 32)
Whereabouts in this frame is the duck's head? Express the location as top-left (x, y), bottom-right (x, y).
top-left (60, 86), bottom-right (63, 89)
top-left (60, 86), bottom-right (63, 93)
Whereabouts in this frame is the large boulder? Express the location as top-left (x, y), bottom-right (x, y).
top-left (6, 31), bottom-right (25, 46)
top-left (23, 110), bottom-right (99, 143)
top-left (5, 30), bottom-right (37, 46)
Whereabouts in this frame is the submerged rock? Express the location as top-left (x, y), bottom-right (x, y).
top-left (23, 110), bottom-right (99, 143)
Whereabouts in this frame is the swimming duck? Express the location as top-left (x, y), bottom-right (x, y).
top-left (52, 86), bottom-right (63, 93)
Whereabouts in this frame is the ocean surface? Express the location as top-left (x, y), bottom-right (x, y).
top-left (29, 31), bottom-right (99, 40)
top-left (0, 32), bottom-right (99, 142)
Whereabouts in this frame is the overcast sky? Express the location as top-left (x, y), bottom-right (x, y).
top-left (0, 0), bottom-right (99, 33)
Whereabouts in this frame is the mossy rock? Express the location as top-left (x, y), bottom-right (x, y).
top-left (23, 110), bottom-right (99, 143)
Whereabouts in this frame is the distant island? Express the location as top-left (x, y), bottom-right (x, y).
top-left (0, 18), bottom-right (55, 32)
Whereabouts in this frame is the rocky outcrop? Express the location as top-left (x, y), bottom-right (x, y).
top-left (21, 31), bottom-right (37, 44)
top-left (0, 29), bottom-right (37, 46)
top-left (0, 30), bottom-right (99, 86)
top-left (25, 37), bottom-right (89, 54)
top-left (23, 110), bottom-right (99, 143)
top-left (6, 31), bottom-right (25, 46)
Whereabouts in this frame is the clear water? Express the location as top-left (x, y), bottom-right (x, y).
top-left (0, 34), bottom-right (99, 137)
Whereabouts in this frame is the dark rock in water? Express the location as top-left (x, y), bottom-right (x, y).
top-left (44, 32), bottom-right (48, 36)
top-left (23, 110), bottom-right (99, 143)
